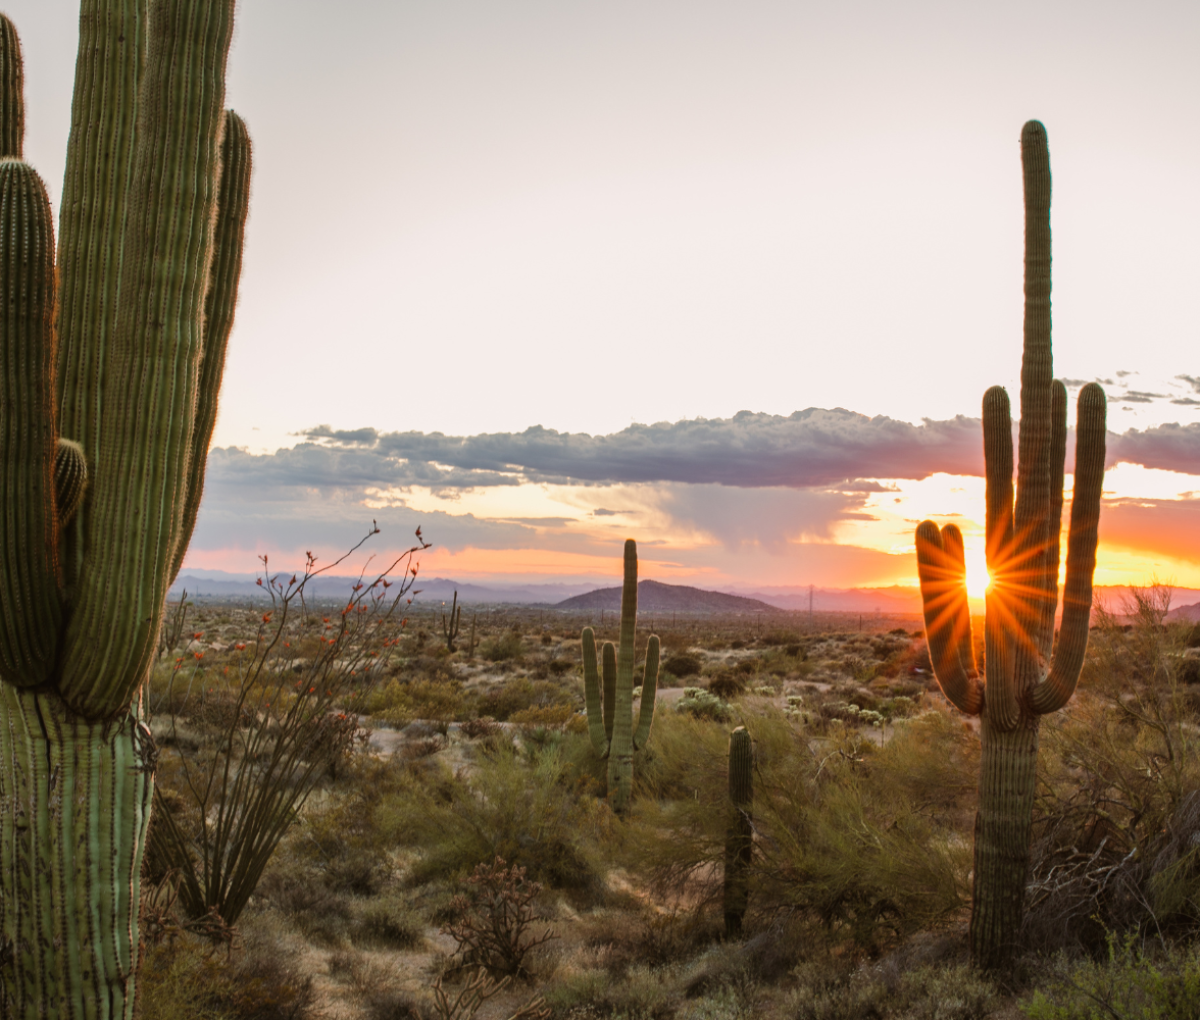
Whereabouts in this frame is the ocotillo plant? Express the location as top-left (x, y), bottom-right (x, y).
top-left (443, 590), bottom-right (463, 651)
top-left (582, 539), bottom-right (659, 815)
top-left (0, 4), bottom-right (247, 1016)
top-left (915, 120), bottom-right (1105, 972)
top-left (723, 726), bottom-right (754, 936)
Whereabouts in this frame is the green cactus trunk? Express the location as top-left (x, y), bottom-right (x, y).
top-left (0, 4), bottom-right (248, 1015)
top-left (723, 726), bottom-right (753, 937)
top-left (914, 121), bottom-right (1106, 971)
top-left (0, 689), bottom-right (154, 1015)
top-left (582, 539), bottom-right (659, 815)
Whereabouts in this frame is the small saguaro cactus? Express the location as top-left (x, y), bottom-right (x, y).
top-left (582, 539), bottom-right (659, 815)
top-left (442, 590), bottom-right (463, 651)
top-left (914, 120), bottom-right (1106, 972)
top-left (723, 726), bottom-right (754, 936)
top-left (0, 3), bottom-right (249, 1015)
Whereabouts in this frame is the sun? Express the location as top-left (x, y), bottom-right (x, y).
top-left (965, 553), bottom-right (991, 599)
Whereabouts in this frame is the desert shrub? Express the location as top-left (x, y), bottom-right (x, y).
top-left (137, 932), bottom-right (320, 1020)
top-left (461, 716), bottom-right (501, 739)
top-left (1021, 934), bottom-right (1200, 1019)
top-left (403, 734), bottom-right (448, 760)
top-left (480, 679), bottom-right (538, 721)
top-left (291, 754), bottom-right (414, 896)
top-left (707, 672), bottom-right (746, 700)
top-left (754, 707), bottom-right (976, 950)
top-left (545, 963), bottom-right (675, 1019)
top-left (482, 631), bottom-right (525, 662)
top-left (1026, 587), bottom-right (1200, 952)
top-left (366, 678), bottom-right (468, 726)
top-left (393, 742), bottom-right (611, 899)
top-left (441, 857), bottom-right (558, 979)
top-left (786, 960), bottom-right (996, 1020)
top-left (663, 653), bottom-right (704, 679)
top-left (511, 704), bottom-right (575, 730)
top-left (353, 892), bottom-right (426, 949)
top-left (676, 687), bottom-right (732, 722)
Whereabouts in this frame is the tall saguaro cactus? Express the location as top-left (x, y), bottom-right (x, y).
top-left (915, 121), bottom-right (1106, 971)
top-left (0, 4), bottom-right (249, 1016)
top-left (582, 539), bottom-right (659, 815)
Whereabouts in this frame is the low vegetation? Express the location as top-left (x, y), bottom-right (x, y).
top-left (138, 586), bottom-right (1200, 1018)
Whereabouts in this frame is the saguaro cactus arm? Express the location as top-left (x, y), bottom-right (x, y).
top-left (0, 161), bottom-right (62, 687)
top-left (915, 521), bottom-right (982, 716)
top-left (54, 439), bottom-right (90, 528)
top-left (634, 634), bottom-right (659, 749)
top-left (602, 640), bottom-right (617, 742)
top-left (171, 108), bottom-right (252, 585)
top-left (1030, 383), bottom-right (1106, 715)
top-left (60, 0), bottom-right (236, 719)
top-left (0, 13), bottom-right (23, 157)
top-left (582, 627), bottom-right (609, 757)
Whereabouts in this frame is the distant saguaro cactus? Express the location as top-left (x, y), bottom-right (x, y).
top-left (723, 726), bottom-right (754, 936)
top-left (0, 3), bottom-right (248, 1016)
top-left (443, 590), bottom-right (463, 651)
top-left (914, 120), bottom-right (1106, 971)
top-left (582, 539), bottom-right (659, 815)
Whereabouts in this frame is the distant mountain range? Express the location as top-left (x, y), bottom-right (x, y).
top-left (554, 580), bottom-right (781, 614)
top-left (169, 570), bottom-right (1200, 620)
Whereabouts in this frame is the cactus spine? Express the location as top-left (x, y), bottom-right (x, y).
top-left (914, 120), bottom-right (1105, 971)
top-left (0, 4), bottom-right (247, 1016)
top-left (723, 726), bottom-right (753, 936)
top-left (582, 539), bottom-right (659, 815)
top-left (442, 590), bottom-right (463, 651)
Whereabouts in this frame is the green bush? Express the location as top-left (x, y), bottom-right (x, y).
top-left (482, 630), bottom-right (525, 662)
top-left (676, 687), bottom-right (732, 722)
top-left (1021, 935), bottom-right (1200, 1019)
top-left (388, 741), bottom-right (611, 899)
top-left (662, 653), bottom-right (704, 679)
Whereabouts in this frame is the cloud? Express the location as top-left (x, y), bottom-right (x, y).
top-left (1108, 423), bottom-right (1200, 476)
top-left (299, 408), bottom-right (987, 489)
top-left (208, 404), bottom-right (1200, 511)
top-left (1114, 390), bottom-right (1166, 404)
top-left (1176, 375), bottom-right (1200, 394)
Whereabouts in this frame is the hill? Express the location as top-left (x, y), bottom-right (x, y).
top-left (554, 579), bottom-right (781, 614)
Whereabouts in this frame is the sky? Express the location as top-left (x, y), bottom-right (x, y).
top-left (7, 0), bottom-right (1200, 594)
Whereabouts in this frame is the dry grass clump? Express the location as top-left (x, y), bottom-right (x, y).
top-left (136, 930), bottom-right (321, 1020)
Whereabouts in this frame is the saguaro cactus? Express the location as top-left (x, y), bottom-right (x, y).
top-left (582, 539), bottom-right (659, 815)
top-left (0, 4), bottom-right (248, 1016)
top-left (914, 120), bottom-right (1105, 971)
top-left (443, 590), bottom-right (463, 651)
top-left (723, 726), bottom-right (753, 936)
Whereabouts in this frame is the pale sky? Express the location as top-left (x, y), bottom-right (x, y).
top-left (6, 1), bottom-right (1200, 591)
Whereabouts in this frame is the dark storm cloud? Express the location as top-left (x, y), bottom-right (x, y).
top-left (300, 408), bottom-right (987, 489)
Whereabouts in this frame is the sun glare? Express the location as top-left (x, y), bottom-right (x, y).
top-left (965, 553), bottom-right (991, 599)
